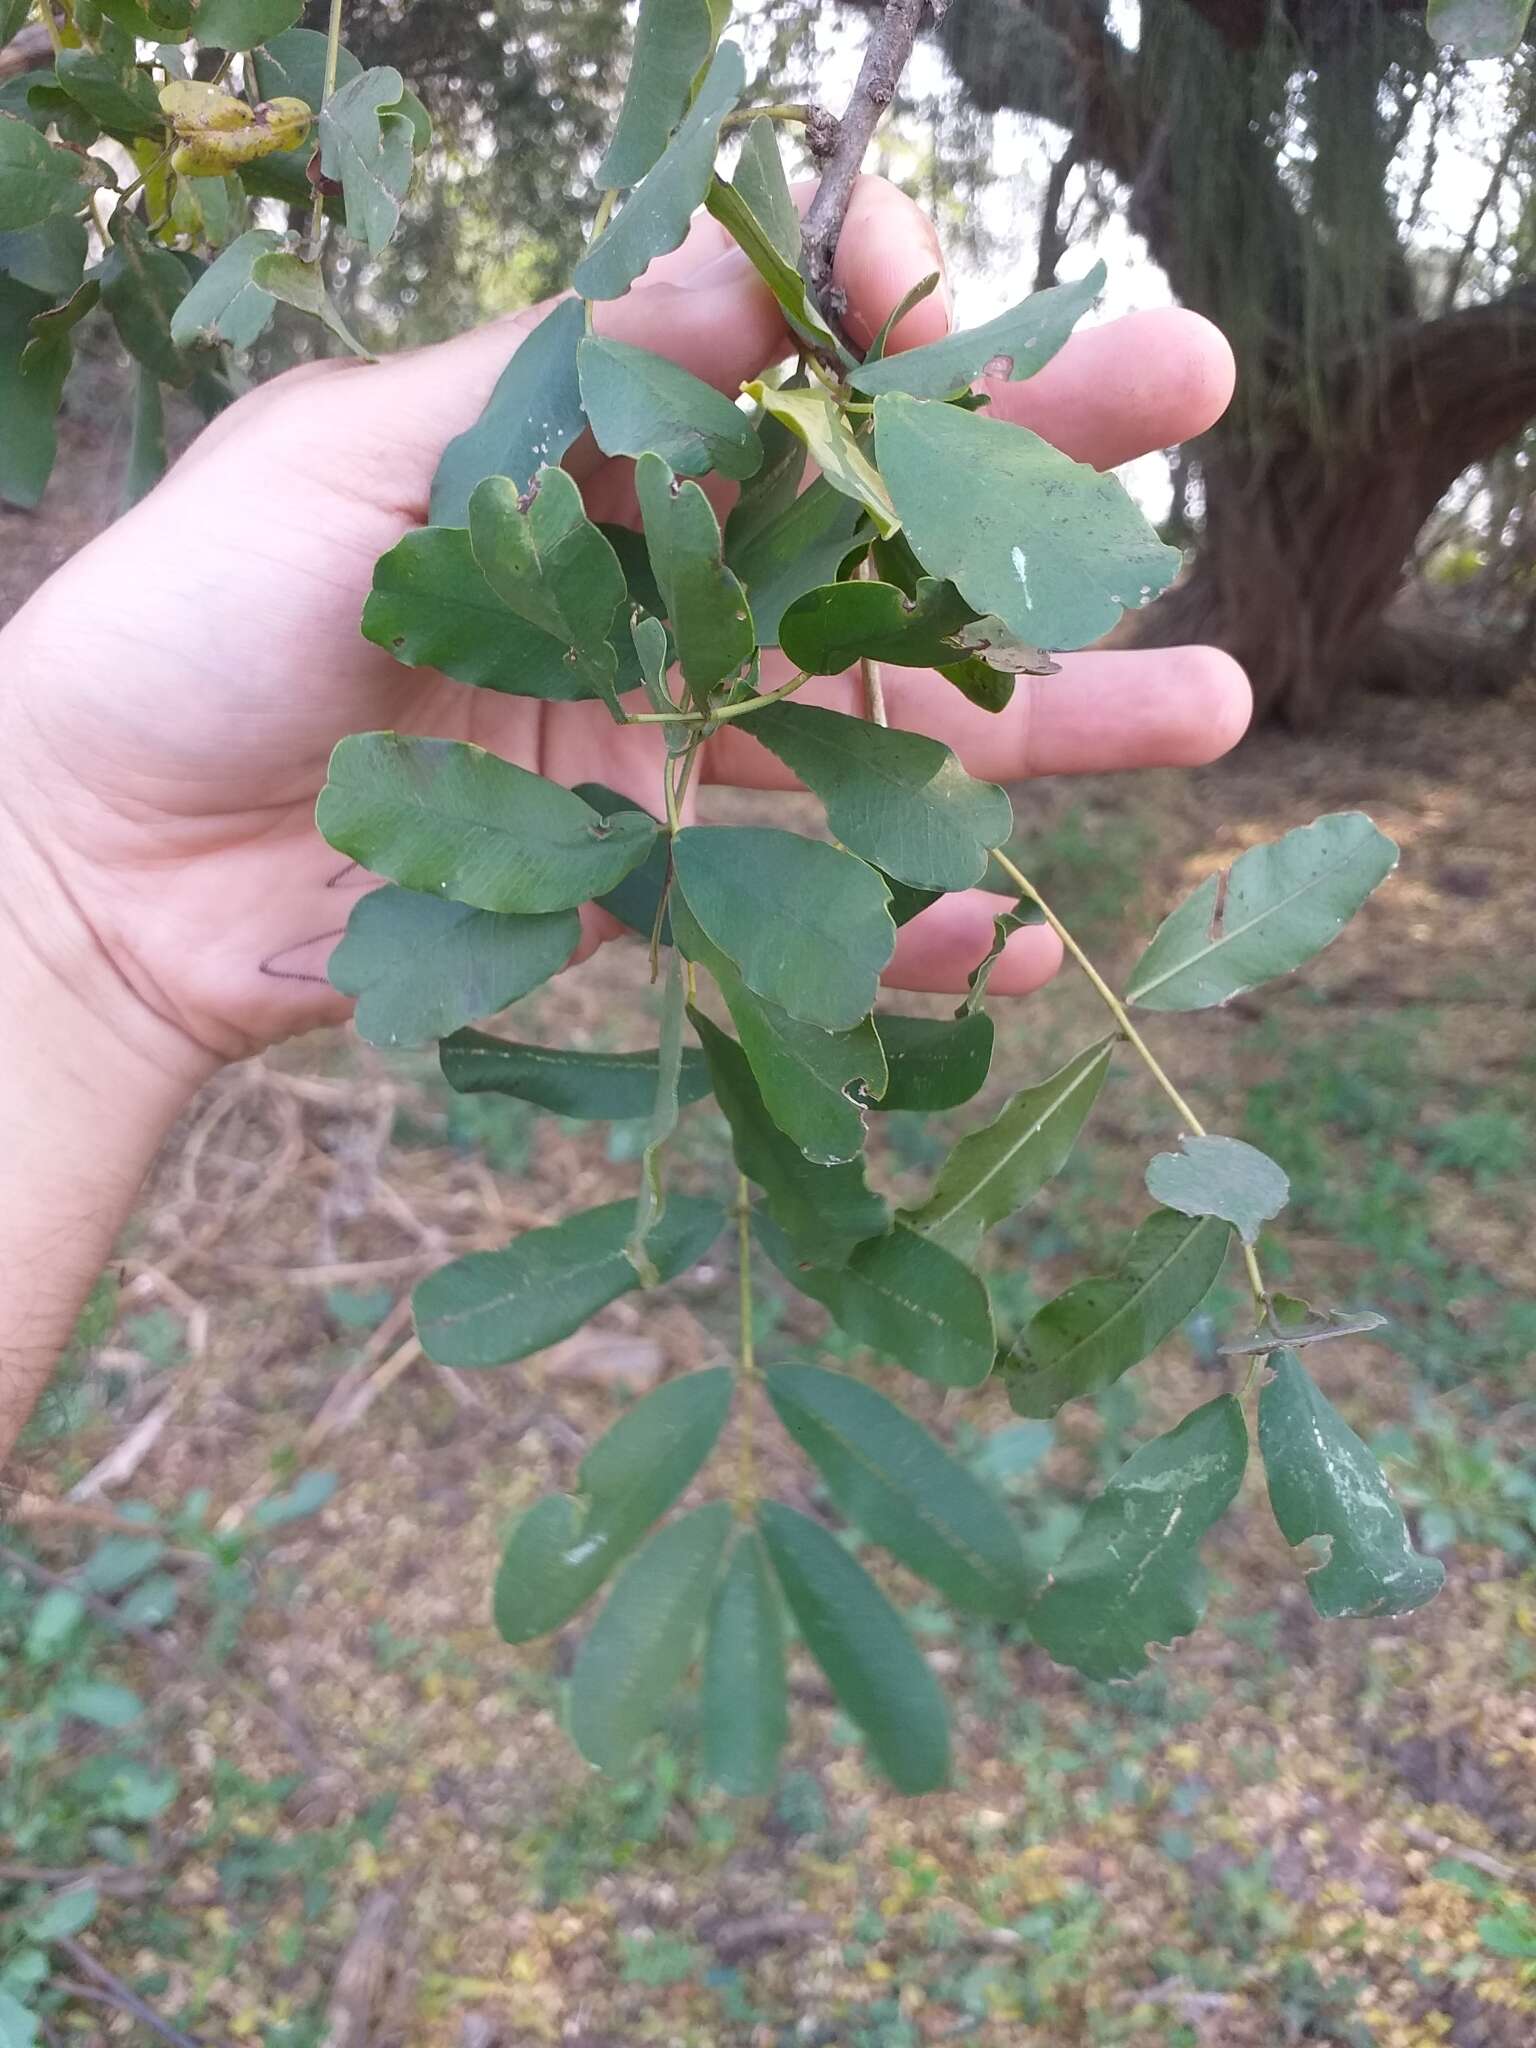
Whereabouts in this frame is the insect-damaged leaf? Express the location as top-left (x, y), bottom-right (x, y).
top-left (569, 1503), bottom-right (732, 1772)
top-left (414, 1194), bottom-right (724, 1368)
top-left (575, 42), bottom-right (743, 300)
top-left (635, 451), bottom-right (755, 702)
top-left (318, 66), bottom-right (416, 255)
top-left (429, 295), bottom-right (586, 527)
top-left (765, 1363), bottom-right (1035, 1616)
top-left (1029, 1395), bottom-right (1249, 1681)
top-left (759, 1501), bottom-right (949, 1794)
top-left (493, 1367), bottom-right (732, 1641)
top-left (597, 0), bottom-right (717, 190)
top-left (329, 886), bottom-right (579, 1047)
top-left (1427, 0), bottom-right (1534, 60)
top-left (441, 1031), bottom-right (710, 1119)
top-left (904, 1039), bottom-right (1114, 1260)
top-left (673, 825), bottom-right (895, 1032)
top-left (873, 1011), bottom-right (994, 1113)
top-left (1125, 812), bottom-right (1400, 1012)
top-left (317, 733), bottom-right (658, 915)
top-left (1144, 1134), bottom-right (1289, 1246)
top-left (579, 332), bottom-right (761, 480)
top-left (756, 1213), bottom-right (995, 1390)
top-left (703, 1531), bottom-right (787, 1796)
top-left (1258, 1350), bottom-right (1445, 1619)
top-left (749, 700), bottom-right (1014, 892)
top-left (1002, 1210), bottom-right (1232, 1419)
top-left (874, 392), bottom-right (1182, 650)
top-left (169, 227), bottom-right (280, 348)
top-left (848, 262), bottom-right (1106, 398)
top-left (778, 576), bottom-right (973, 674)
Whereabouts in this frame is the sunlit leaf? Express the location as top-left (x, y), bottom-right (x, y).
top-left (1002, 1210), bottom-right (1232, 1418)
top-left (415, 1194), bottom-right (725, 1367)
top-left (745, 380), bottom-right (897, 534)
top-left (874, 392), bottom-right (1182, 649)
top-left (440, 1031), bottom-right (709, 1118)
top-left (635, 451), bottom-right (755, 702)
top-left (1144, 1134), bottom-right (1289, 1246)
top-left (759, 1501), bottom-right (949, 1793)
top-left (873, 1011), bottom-right (994, 1113)
top-left (849, 262), bottom-right (1105, 398)
top-left (317, 733), bottom-right (658, 915)
top-left (250, 249), bottom-right (372, 358)
top-left (1029, 1395), bottom-right (1249, 1680)
top-left (765, 1362), bottom-right (1035, 1614)
top-left (904, 1038), bottom-right (1114, 1259)
top-left (597, 0), bottom-right (717, 189)
top-left (579, 332), bottom-right (762, 480)
top-left (429, 296), bottom-right (585, 526)
top-left (703, 1530), bottom-right (787, 1795)
top-left (318, 66), bottom-right (415, 254)
top-left (1126, 813), bottom-right (1400, 1012)
top-left (1259, 1350), bottom-right (1446, 1618)
top-left (494, 1368), bottom-right (733, 1640)
top-left (168, 226), bottom-right (280, 348)
top-left (569, 1503), bottom-right (732, 1771)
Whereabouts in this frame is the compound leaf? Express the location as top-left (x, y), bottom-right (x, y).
top-left (575, 41), bottom-right (743, 299)
top-left (415, 1193), bottom-right (724, 1368)
top-left (874, 392), bottom-right (1181, 650)
top-left (569, 1503), bottom-right (732, 1772)
top-left (703, 1531), bottom-right (787, 1795)
top-left (598, 0), bottom-right (716, 189)
top-left (1145, 1134), bottom-right (1289, 1246)
top-left (904, 1038), bottom-right (1114, 1259)
top-left (673, 824), bottom-right (895, 1032)
top-left (765, 1362), bottom-right (1034, 1615)
top-left (749, 700), bottom-right (1013, 892)
top-left (1258, 1350), bottom-right (1446, 1619)
top-left (579, 331), bottom-right (761, 480)
top-left (1002, 1210), bottom-right (1232, 1418)
top-left (759, 1501), bottom-right (949, 1794)
top-left (1126, 813), bottom-right (1400, 1012)
top-left (168, 226), bottom-right (280, 348)
top-left (430, 296), bottom-right (586, 526)
top-left (849, 262), bottom-right (1105, 398)
top-left (873, 1011), bottom-right (994, 1113)
top-left (635, 451), bottom-right (755, 701)
top-left (329, 886), bottom-right (578, 1047)
top-left (317, 733), bottom-right (658, 915)
top-left (494, 1367), bottom-right (733, 1640)
top-left (1029, 1395), bottom-right (1249, 1680)
top-left (441, 1031), bottom-right (709, 1118)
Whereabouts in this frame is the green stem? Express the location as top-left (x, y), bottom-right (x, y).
top-left (583, 189), bottom-right (617, 331)
top-left (305, 0), bottom-right (346, 259)
top-left (628, 669), bottom-right (813, 728)
top-left (720, 102), bottom-right (815, 134)
top-left (40, 4), bottom-right (66, 58)
top-left (734, 1173), bottom-right (757, 1519)
top-left (990, 847), bottom-right (1271, 1324)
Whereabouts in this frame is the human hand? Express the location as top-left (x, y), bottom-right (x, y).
top-left (0, 177), bottom-right (1247, 1074)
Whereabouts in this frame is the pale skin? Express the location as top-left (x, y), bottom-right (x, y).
top-left (0, 178), bottom-right (1250, 1464)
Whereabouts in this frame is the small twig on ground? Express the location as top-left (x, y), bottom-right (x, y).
top-left (55, 1938), bottom-right (206, 2047)
top-left (1402, 1821), bottom-right (1534, 1891)
top-left (321, 1888), bottom-right (404, 2048)
top-left (1, 1495), bottom-right (208, 1564)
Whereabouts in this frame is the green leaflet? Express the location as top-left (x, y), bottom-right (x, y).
top-left (0, 111), bottom-right (105, 232)
top-left (318, 66), bottom-right (416, 256)
top-left (329, 887), bottom-right (579, 1048)
top-left (765, 1363), bottom-right (1036, 1616)
top-left (249, 251), bottom-right (371, 358)
top-left (635, 451), bottom-right (755, 703)
top-left (745, 381), bottom-right (898, 535)
top-left (440, 1032), bottom-right (710, 1119)
top-left (874, 392), bottom-right (1182, 651)
top-left (873, 1011), bottom-right (995, 1114)
top-left (848, 262), bottom-right (1106, 398)
top-left (414, 1194), bottom-right (725, 1368)
top-left (1259, 1350), bottom-right (1445, 1619)
top-left (362, 526), bottom-right (621, 704)
top-left (777, 576), bottom-right (975, 674)
top-left (98, 220), bottom-right (193, 387)
top-left (1427, 0), bottom-right (1534, 58)
top-left (749, 700), bottom-right (1014, 892)
top-left (904, 1038), bottom-right (1114, 1260)
top-left (960, 900), bottom-right (1044, 1014)
top-left (730, 117), bottom-right (799, 266)
top-left (194, 0), bottom-right (304, 46)
top-left (693, 1010), bottom-right (889, 1262)
top-left (597, 0), bottom-right (716, 189)
top-left (755, 1214), bottom-right (995, 1389)
top-left (1126, 813), bottom-right (1400, 1012)
top-left (1144, 1134), bottom-right (1289, 1247)
top-left (0, 211), bottom-right (89, 296)
top-left (430, 296), bottom-right (586, 527)
top-left (759, 1501), bottom-right (949, 1794)
top-left (703, 1531), bottom-right (788, 1795)
top-left (571, 783), bottom-right (673, 943)
top-left (672, 825), bottom-right (895, 1032)
top-left (249, 25), bottom-right (363, 105)
top-left (574, 42), bottom-right (744, 300)
top-left (54, 50), bottom-right (163, 136)
top-left (316, 734), bottom-right (658, 915)
top-left (578, 332), bottom-right (762, 480)
top-left (628, 949), bottom-right (687, 1280)
top-left (705, 175), bottom-right (847, 365)
top-left (671, 890), bottom-right (887, 1165)
top-left (1002, 1210), bottom-right (1232, 1419)
top-left (569, 1503), bottom-right (733, 1772)
top-left (120, 362), bottom-right (166, 510)
top-left (0, 275), bottom-right (69, 507)
top-left (724, 475), bottom-right (866, 647)
top-left (724, 407), bottom-right (805, 555)
top-left (469, 468), bottom-right (628, 713)
top-left (493, 1367), bottom-right (733, 1641)
top-left (168, 227), bottom-right (280, 349)
top-left (1029, 1395), bottom-right (1249, 1681)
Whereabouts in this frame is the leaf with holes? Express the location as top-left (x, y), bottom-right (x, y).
top-left (1259, 1350), bottom-right (1445, 1619)
top-left (579, 333), bottom-right (762, 480)
top-left (597, 0), bottom-right (717, 189)
top-left (1145, 1134), bottom-right (1289, 1246)
top-left (873, 1011), bottom-right (994, 1113)
top-left (1002, 1210), bottom-right (1232, 1418)
top-left (1029, 1395), bottom-right (1248, 1681)
top-left (849, 262), bottom-right (1105, 398)
top-left (415, 1194), bottom-right (724, 1368)
top-left (904, 1038), bottom-right (1114, 1259)
top-left (875, 392), bottom-right (1181, 650)
top-left (318, 66), bottom-right (416, 255)
top-left (440, 1032), bottom-right (710, 1118)
top-left (766, 1363), bottom-right (1035, 1615)
top-left (703, 1531), bottom-right (787, 1796)
top-left (494, 1368), bottom-right (733, 1640)
top-left (1126, 813), bottom-right (1400, 1012)
top-left (636, 452), bottom-right (756, 702)
top-left (430, 297), bottom-right (586, 525)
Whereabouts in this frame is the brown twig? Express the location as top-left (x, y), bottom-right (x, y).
top-left (800, 0), bottom-right (932, 310)
top-left (54, 1940), bottom-right (205, 2048)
